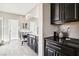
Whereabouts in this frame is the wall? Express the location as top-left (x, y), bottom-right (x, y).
top-left (60, 22), bottom-right (79, 39)
top-left (0, 11), bottom-right (25, 42)
top-left (43, 3), bottom-right (58, 37)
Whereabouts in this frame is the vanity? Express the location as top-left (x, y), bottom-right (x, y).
top-left (44, 36), bottom-right (79, 56)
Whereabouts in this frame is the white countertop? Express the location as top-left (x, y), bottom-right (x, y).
top-left (19, 29), bottom-right (38, 36)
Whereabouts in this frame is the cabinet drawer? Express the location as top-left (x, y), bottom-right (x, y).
top-left (46, 42), bottom-right (61, 51)
top-left (61, 46), bottom-right (75, 56)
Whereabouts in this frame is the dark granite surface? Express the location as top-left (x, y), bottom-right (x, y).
top-left (44, 36), bottom-right (79, 49)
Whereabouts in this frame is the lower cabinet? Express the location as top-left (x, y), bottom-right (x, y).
top-left (27, 34), bottom-right (38, 54)
top-left (45, 46), bottom-right (65, 56)
top-left (44, 40), bottom-right (76, 56)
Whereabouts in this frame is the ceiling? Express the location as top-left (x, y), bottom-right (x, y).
top-left (0, 3), bottom-right (37, 15)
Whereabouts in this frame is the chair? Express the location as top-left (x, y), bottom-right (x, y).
top-left (21, 34), bottom-right (28, 45)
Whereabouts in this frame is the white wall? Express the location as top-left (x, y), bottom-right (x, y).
top-left (0, 11), bottom-right (25, 42)
top-left (43, 3), bottom-right (58, 37)
top-left (38, 4), bottom-right (44, 56)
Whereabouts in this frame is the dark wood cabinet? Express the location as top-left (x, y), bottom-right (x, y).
top-left (45, 45), bottom-right (65, 56)
top-left (44, 39), bottom-right (76, 56)
top-left (35, 36), bottom-right (38, 53)
top-left (27, 34), bottom-right (38, 54)
top-left (51, 3), bottom-right (79, 24)
top-left (44, 37), bottom-right (79, 56)
top-left (59, 4), bottom-right (65, 21)
top-left (51, 4), bottom-right (60, 21)
top-left (64, 3), bottom-right (75, 21)
top-left (51, 3), bottom-right (60, 24)
top-left (76, 4), bottom-right (79, 20)
top-left (51, 3), bottom-right (65, 24)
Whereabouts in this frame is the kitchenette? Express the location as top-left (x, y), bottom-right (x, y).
top-left (44, 3), bottom-right (79, 56)
top-left (19, 14), bottom-right (39, 54)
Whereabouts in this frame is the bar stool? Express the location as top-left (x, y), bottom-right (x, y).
top-left (21, 34), bottom-right (28, 45)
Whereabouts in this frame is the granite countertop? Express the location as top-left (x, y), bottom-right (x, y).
top-left (44, 36), bottom-right (79, 49)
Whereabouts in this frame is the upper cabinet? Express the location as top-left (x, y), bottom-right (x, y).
top-left (51, 3), bottom-right (60, 24)
top-left (51, 3), bottom-right (79, 24)
top-left (76, 4), bottom-right (79, 20)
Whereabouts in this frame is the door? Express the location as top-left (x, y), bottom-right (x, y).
top-left (8, 19), bottom-right (19, 40)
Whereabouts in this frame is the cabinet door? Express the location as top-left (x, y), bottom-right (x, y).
top-left (31, 38), bottom-right (33, 49)
top-left (51, 3), bottom-right (65, 24)
top-left (51, 3), bottom-right (60, 23)
top-left (35, 36), bottom-right (38, 54)
top-left (44, 47), bottom-right (48, 56)
top-left (29, 37), bottom-right (32, 48)
top-left (31, 38), bottom-right (35, 50)
top-left (27, 36), bottom-right (31, 46)
top-left (47, 47), bottom-right (55, 56)
top-left (27, 35), bottom-right (29, 46)
top-left (28, 35), bottom-right (33, 48)
top-left (76, 3), bottom-right (79, 20)
top-left (55, 51), bottom-right (65, 56)
top-left (54, 3), bottom-right (60, 21)
top-left (64, 3), bottom-right (75, 21)
top-left (48, 49), bottom-right (55, 56)
top-left (59, 4), bottom-right (65, 21)
top-left (30, 36), bottom-right (36, 51)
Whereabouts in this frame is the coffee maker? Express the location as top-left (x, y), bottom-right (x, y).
top-left (54, 31), bottom-right (59, 41)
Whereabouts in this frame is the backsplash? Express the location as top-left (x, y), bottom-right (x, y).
top-left (60, 22), bottom-right (79, 39)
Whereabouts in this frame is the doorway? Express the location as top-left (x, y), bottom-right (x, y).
top-left (8, 19), bottom-right (19, 41)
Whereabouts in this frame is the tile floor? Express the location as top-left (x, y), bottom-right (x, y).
top-left (0, 39), bottom-right (37, 56)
